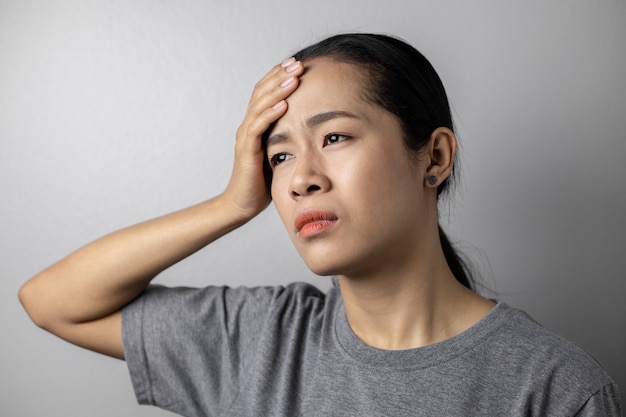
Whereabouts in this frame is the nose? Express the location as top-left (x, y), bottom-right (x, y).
top-left (288, 155), bottom-right (331, 200)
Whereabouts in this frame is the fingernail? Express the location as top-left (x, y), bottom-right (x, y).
top-left (280, 76), bottom-right (295, 88)
top-left (272, 100), bottom-right (285, 110)
top-left (285, 62), bottom-right (300, 73)
top-left (281, 57), bottom-right (296, 68)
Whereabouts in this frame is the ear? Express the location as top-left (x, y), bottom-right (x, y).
top-left (423, 127), bottom-right (457, 188)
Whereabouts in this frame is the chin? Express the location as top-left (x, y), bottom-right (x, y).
top-left (298, 252), bottom-right (347, 277)
top-left (292, 238), bottom-right (362, 277)
top-left (303, 260), bottom-right (341, 277)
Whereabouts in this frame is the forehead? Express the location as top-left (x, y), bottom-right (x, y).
top-left (298, 58), bottom-right (368, 93)
top-left (271, 59), bottom-right (373, 131)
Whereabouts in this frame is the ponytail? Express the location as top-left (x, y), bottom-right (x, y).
top-left (438, 225), bottom-right (473, 290)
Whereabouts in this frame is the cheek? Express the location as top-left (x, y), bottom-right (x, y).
top-left (344, 145), bottom-right (417, 192)
top-left (357, 154), bottom-right (424, 212)
top-left (270, 175), bottom-right (292, 223)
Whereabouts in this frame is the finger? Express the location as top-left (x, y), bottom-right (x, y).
top-left (247, 60), bottom-right (303, 117)
top-left (246, 99), bottom-right (288, 139)
top-left (254, 57), bottom-right (297, 87)
top-left (236, 98), bottom-right (288, 152)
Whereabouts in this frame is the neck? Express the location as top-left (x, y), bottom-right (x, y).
top-left (337, 245), bottom-right (494, 350)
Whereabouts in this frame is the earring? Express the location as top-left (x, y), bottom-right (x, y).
top-left (426, 175), bottom-right (438, 186)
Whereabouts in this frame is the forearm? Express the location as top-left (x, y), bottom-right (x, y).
top-left (19, 194), bottom-right (248, 328)
top-left (19, 58), bottom-right (302, 359)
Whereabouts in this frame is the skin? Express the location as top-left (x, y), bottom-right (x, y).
top-left (268, 59), bottom-right (434, 278)
top-left (268, 59), bottom-right (494, 349)
top-left (18, 55), bottom-right (493, 360)
top-left (18, 58), bottom-right (304, 359)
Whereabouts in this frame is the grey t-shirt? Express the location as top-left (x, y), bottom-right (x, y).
top-left (122, 282), bottom-right (621, 416)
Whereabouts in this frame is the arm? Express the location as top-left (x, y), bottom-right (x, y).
top-left (18, 58), bottom-right (304, 360)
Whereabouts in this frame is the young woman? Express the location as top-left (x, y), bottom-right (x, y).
top-left (19, 33), bottom-right (621, 416)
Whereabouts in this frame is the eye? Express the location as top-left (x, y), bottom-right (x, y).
top-left (324, 133), bottom-right (351, 146)
top-left (268, 152), bottom-right (294, 168)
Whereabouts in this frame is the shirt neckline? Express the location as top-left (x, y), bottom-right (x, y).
top-left (332, 297), bottom-right (511, 370)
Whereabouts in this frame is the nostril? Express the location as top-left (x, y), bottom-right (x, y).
top-left (307, 185), bottom-right (321, 193)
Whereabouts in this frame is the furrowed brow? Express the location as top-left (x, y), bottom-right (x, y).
top-left (266, 110), bottom-right (359, 148)
top-left (305, 110), bottom-right (358, 128)
top-left (265, 132), bottom-right (289, 148)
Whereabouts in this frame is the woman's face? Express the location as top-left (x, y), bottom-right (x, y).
top-left (267, 59), bottom-right (436, 277)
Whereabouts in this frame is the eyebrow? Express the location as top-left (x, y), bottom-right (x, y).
top-left (266, 110), bottom-right (359, 148)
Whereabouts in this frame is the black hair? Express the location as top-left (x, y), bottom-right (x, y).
top-left (293, 33), bottom-right (473, 290)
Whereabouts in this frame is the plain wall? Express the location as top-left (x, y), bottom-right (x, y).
top-left (1, 0), bottom-right (624, 415)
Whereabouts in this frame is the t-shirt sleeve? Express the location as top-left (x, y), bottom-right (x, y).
top-left (574, 383), bottom-right (623, 417)
top-left (121, 284), bottom-right (282, 417)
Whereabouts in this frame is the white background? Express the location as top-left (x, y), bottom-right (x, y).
top-left (1, 1), bottom-right (624, 415)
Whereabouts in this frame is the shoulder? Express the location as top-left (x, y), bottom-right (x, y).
top-left (480, 302), bottom-right (619, 412)
top-left (490, 303), bottom-right (607, 371)
top-left (123, 281), bottom-right (333, 322)
top-left (260, 281), bottom-right (340, 328)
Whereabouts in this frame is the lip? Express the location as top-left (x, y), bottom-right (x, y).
top-left (294, 209), bottom-right (338, 238)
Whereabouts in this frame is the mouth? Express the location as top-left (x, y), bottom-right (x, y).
top-left (294, 209), bottom-right (338, 238)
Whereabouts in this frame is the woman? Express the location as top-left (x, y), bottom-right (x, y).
top-left (19, 33), bottom-right (621, 416)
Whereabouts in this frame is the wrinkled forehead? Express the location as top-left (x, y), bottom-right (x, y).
top-left (266, 59), bottom-right (375, 137)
